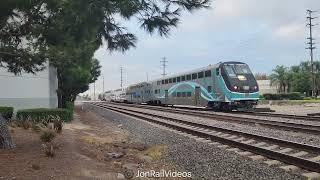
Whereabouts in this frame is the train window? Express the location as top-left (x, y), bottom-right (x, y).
top-left (216, 69), bottom-right (220, 76)
top-left (192, 73), bottom-right (197, 80)
top-left (181, 76), bottom-right (186, 81)
top-left (205, 70), bottom-right (212, 77)
top-left (186, 75), bottom-right (191, 80)
top-left (182, 92), bottom-right (186, 97)
top-left (169, 78), bottom-right (172, 83)
top-left (165, 79), bottom-right (168, 84)
top-left (162, 80), bottom-right (165, 84)
top-left (172, 92), bottom-right (176, 97)
top-left (154, 90), bottom-right (157, 94)
top-left (187, 92), bottom-right (192, 97)
top-left (173, 78), bottom-right (176, 83)
top-left (177, 92), bottom-right (181, 97)
top-left (198, 72), bottom-right (204, 78)
top-left (177, 77), bottom-right (181, 82)
top-left (207, 86), bottom-right (212, 93)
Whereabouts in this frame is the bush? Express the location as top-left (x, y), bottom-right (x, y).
top-left (263, 94), bottom-right (281, 100)
top-left (0, 106), bottom-right (14, 120)
top-left (286, 92), bottom-right (303, 100)
top-left (40, 130), bottom-right (56, 143)
top-left (16, 108), bottom-right (72, 123)
top-left (262, 92), bottom-right (303, 100)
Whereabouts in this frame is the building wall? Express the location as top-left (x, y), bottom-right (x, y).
top-left (0, 63), bottom-right (58, 111)
top-left (257, 80), bottom-right (277, 95)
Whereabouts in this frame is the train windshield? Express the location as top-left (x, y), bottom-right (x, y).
top-left (224, 64), bottom-right (252, 77)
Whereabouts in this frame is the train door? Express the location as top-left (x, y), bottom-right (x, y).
top-left (195, 86), bottom-right (200, 106)
top-left (165, 90), bottom-right (168, 104)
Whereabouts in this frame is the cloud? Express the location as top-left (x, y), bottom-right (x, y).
top-left (275, 23), bottom-right (305, 40)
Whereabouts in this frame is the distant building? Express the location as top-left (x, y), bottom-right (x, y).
top-left (0, 63), bottom-right (58, 111)
top-left (257, 80), bottom-right (277, 95)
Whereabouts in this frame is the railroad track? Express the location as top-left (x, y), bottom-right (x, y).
top-left (89, 102), bottom-right (320, 173)
top-left (236, 111), bottom-right (320, 122)
top-left (103, 102), bottom-right (320, 135)
top-left (114, 102), bottom-right (319, 122)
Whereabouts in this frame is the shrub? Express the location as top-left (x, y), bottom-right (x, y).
top-left (16, 108), bottom-right (72, 123)
top-left (40, 130), bottom-right (56, 143)
top-left (262, 93), bottom-right (303, 100)
top-left (263, 94), bottom-right (281, 100)
top-left (0, 106), bottom-right (14, 120)
top-left (287, 92), bottom-right (303, 100)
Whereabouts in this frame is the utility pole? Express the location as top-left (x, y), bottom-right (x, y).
top-left (160, 57), bottom-right (168, 77)
top-left (146, 72), bottom-right (149, 81)
top-left (306, 9), bottom-right (317, 97)
top-left (102, 74), bottom-right (105, 93)
top-left (120, 66), bottom-right (123, 90)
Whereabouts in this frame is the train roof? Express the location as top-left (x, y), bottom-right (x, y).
top-left (126, 61), bottom-right (247, 87)
top-left (149, 61), bottom-right (247, 83)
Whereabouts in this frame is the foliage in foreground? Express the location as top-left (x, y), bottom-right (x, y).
top-left (0, 107), bottom-right (13, 120)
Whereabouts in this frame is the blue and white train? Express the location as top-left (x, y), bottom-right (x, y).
top-left (122, 61), bottom-right (259, 111)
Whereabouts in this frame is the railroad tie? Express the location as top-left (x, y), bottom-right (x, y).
top-left (289, 151), bottom-right (308, 157)
top-left (236, 151), bottom-right (253, 156)
top-left (263, 160), bottom-right (281, 166)
top-left (301, 172), bottom-right (320, 180)
top-left (254, 142), bottom-right (267, 147)
top-left (233, 137), bottom-right (246, 141)
top-left (278, 148), bottom-right (293, 153)
top-left (249, 155), bottom-right (265, 161)
top-left (264, 145), bottom-right (279, 150)
top-left (241, 139), bottom-right (255, 144)
top-left (226, 135), bottom-right (238, 139)
top-left (279, 165), bottom-right (300, 172)
top-left (309, 156), bottom-right (320, 162)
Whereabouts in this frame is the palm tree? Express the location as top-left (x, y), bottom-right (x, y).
top-left (269, 65), bottom-right (288, 93)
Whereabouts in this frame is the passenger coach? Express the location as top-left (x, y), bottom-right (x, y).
top-left (125, 61), bottom-right (259, 111)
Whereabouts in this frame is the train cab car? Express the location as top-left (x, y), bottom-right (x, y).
top-left (214, 62), bottom-right (259, 111)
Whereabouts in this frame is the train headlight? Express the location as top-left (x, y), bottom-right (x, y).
top-left (253, 86), bottom-right (258, 90)
top-left (233, 86), bottom-right (238, 90)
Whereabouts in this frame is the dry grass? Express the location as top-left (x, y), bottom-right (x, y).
top-left (143, 145), bottom-right (168, 159)
top-left (82, 135), bottom-right (114, 146)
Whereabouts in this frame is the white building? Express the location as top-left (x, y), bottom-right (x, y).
top-left (257, 80), bottom-right (277, 95)
top-left (0, 63), bottom-right (58, 111)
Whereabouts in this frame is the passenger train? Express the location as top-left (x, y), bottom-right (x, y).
top-left (104, 61), bottom-right (260, 111)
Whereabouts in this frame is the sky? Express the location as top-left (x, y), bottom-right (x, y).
top-left (88, 0), bottom-right (320, 95)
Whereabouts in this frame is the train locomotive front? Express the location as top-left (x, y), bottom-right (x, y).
top-left (213, 62), bottom-right (259, 111)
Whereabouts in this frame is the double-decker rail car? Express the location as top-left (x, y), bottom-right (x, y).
top-left (125, 61), bottom-right (259, 111)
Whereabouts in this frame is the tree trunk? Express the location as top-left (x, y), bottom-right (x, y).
top-left (0, 115), bottom-right (15, 149)
top-left (56, 69), bottom-right (67, 108)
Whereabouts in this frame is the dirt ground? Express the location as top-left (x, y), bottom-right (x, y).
top-left (257, 103), bottom-right (320, 115)
top-left (0, 106), bottom-right (176, 180)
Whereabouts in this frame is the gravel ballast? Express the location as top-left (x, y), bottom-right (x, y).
top-left (86, 103), bottom-right (303, 180)
top-left (105, 104), bottom-right (320, 147)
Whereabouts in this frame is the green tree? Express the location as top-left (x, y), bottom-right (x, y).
top-left (270, 65), bottom-right (289, 93)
